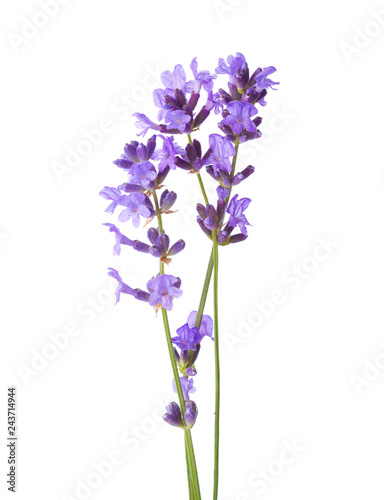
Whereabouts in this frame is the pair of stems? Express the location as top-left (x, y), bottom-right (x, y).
top-left (154, 134), bottom-right (240, 500)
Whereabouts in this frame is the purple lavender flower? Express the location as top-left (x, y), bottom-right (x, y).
top-left (231, 165), bottom-right (255, 186)
top-left (253, 66), bottom-right (279, 91)
top-left (217, 53), bottom-right (250, 98)
top-left (173, 376), bottom-right (196, 401)
top-left (196, 202), bottom-right (225, 231)
top-left (161, 64), bottom-right (193, 94)
top-left (203, 134), bottom-right (236, 176)
top-left (172, 324), bottom-right (201, 351)
top-left (168, 239), bottom-right (186, 256)
top-left (114, 135), bottom-right (157, 170)
top-left (221, 101), bottom-right (258, 135)
top-left (156, 135), bottom-right (184, 171)
top-left (133, 113), bottom-right (161, 137)
top-left (184, 401), bottom-right (198, 428)
top-left (160, 190), bottom-right (177, 212)
top-left (165, 110), bottom-right (191, 133)
top-left (103, 223), bottom-right (133, 256)
top-left (175, 139), bottom-right (207, 171)
top-left (99, 186), bottom-right (122, 214)
top-left (227, 194), bottom-right (252, 235)
top-left (107, 268), bottom-right (135, 304)
top-left (190, 57), bottom-right (217, 93)
top-left (153, 89), bottom-right (171, 121)
top-left (118, 193), bottom-right (155, 228)
top-left (187, 311), bottom-right (214, 340)
top-left (163, 402), bottom-right (183, 428)
top-left (146, 274), bottom-right (183, 311)
top-left (217, 186), bottom-right (230, 201)
top-left (128, 161), bottom-right (157, 189)
top-left (146, 228), bottom-right (185, 261)
top-left (148, 232), bottom-right (169, 258)
top-left (208, 91), bottom-right (223, 115)
top-left (216, 53), bottom-right (246, 78)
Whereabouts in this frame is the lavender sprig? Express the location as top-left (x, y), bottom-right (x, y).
top-left (100, 51), bottom-right (278, 500)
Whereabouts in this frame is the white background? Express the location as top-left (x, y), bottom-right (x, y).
top-left (1, 0), bottom-right (384, 499)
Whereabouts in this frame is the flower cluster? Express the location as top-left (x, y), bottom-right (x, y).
top-left (101, 52), bottom-right (278, 432)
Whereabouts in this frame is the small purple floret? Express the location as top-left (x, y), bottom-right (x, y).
top-left (147, 274), bottom-right (183, 311)
top-left (172, 376), bottom-right (196, 401)
top-left (227, 194), bottom-right (252, 236)
top-left (103, 223), bottom-right (133, 256)
top-left (221, 101), bottom-right (258, 135)
top-left (99, 186), bottom-right (122, 214)
top-left (203, 134), bottom-right (236, 176)
top-left (107, 268), bottom-right (135, 304)
top-left (172, 324), bottom-right (201, 351)
top-left (118, 193), bottom-right (154, 228)
top-left (187, 311), bottom-right (214, 340)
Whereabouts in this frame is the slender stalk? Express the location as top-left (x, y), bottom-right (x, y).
top-left (185, 433), bottom-right (195, 500)
top-left (194, 249), bottom-right (214, 329)
top-left (185, 429), bottom-right (201, 499)
top-left (197, 173), bottom-right (209, 205)
top-left (152, 190), bottom-right (165, 275)
top-left (153, 188), bottom-right (201, 500)
top-left (152, 190), bottom-right (163, 234)
top-left (212, 231), bottom-right (220, 500)
top-left (226, 140), bottom-right (240, 203)
top-left (212, 138), bottom-right (241, 500)
top-left (161, 303), bottom-right (202, 500)
top-left (230, 142), bottom-right (240, 177)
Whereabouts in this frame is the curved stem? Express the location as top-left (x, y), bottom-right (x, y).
top-left (212, 231), bottom-right (220, 500)
top-left (161, 309), bottom-right (202, 500)
top-left (153, 187), bottom-right (201, 500)
top-left (194, 249), bottom-right (214, 329)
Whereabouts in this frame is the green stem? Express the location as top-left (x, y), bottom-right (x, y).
top-left (153, 188), bottom-right (201, 500)
top-left (185, 434), bottom-right (194, 500)
top-left (230, 142), bottom-right (240, 178)
top-left (161, 305), bottom-right (201, 500)
top-left (212, 231), bottom-right (220, 500)
top-left (194, 249), bottom-right (214, 329)
top-left (152, 190), bottom-right (163, 234)
top-left (185, 429), bottom-right (201, 500)
top-left (212, 138), bottom-right (240, 500)
top-left (152, 190), bottom-right (164, 274)
top-left (226, 140), bottom-right (240, 204)
top-left (197, 173), bottom-right (209, 205)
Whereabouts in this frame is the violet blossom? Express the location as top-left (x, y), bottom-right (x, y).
top-left (147, 274), bottom-right (183, 311)
top-left (221, 101), bottom-right (258, 135)
top-left (99, 186), bottom-right (122, 214)
top-left (226, 194), bottom-right (252, 235)
top-left (172, 323), bottom-right (201, 351)
top-left (203, 134), bottom-right (236, 176)
top-left (118, 193), bottom-right (155, 228)
top-left (103, 223), bottom-right (133, 256)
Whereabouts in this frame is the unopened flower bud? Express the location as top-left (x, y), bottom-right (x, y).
top-left (184, 401), bottom-right (198, 428)
top-left (168, 239), bottom-right (186, 256)
top-left (163, 402), bottom-right (183, 428)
